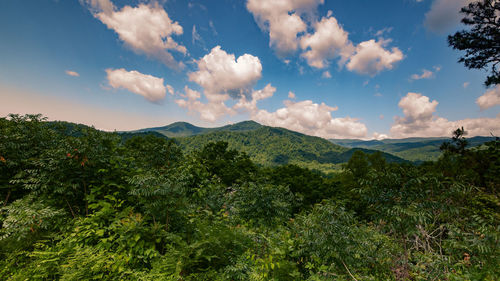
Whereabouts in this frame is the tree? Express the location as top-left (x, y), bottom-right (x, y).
top-left (448, 0), bottom-right (500, 86)
top-left (440, 127), bottom-right (469, 155)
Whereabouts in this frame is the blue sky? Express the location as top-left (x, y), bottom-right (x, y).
top-left (0, 0), bottom-right (499, 139)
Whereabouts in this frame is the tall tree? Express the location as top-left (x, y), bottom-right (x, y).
top-left (448, 0), bottom-right (500, 86)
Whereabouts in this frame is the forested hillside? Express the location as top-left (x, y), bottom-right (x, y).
top-left (132, 121), bottom-right (262, 138)
top-left (175, 126), bottom-right (407, 173)
top-left (331, 137), bottom-right (496, 162)
top-left (0, 114), bottom-right (499, 280)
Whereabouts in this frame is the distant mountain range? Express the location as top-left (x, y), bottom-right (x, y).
top-left (131, 120), bottom-right (262, 138)
top-left (330, 136), bottom-right (496, 162)
top-left (52, 120), bottom-right (495, 170)
top-left (129, 121), bottom-right (408, 173)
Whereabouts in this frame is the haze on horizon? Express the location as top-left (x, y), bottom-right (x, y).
top-left (1, 0), bottom-right (499, 140)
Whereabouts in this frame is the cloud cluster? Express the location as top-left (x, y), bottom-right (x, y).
top-left (477, 85), bottom-right (500, 110)
top-left (176, 46), bottom-right (263, 121)
top-left (346, 39), bottom-right (404, 76)
top-left (175, 86), bottom-right (236, 122)
top-left (300, 16), bottom-right (353, 68)
top-left (391, 92), bottom-right (500, 137)
top-left (253, 99), bottom-right (368, 139)
top-left (83, 0), bottom-right (186, 69)
top-left (246, 0), bottom-right (323, 56)
top-left (424, 0), bottom-right (474, 33)
top-left (174, 47), bottom-right (368, 138)
top-left (188, 46), bottom-right (262, 99)
top-left (247, 0), bottom-right (403, 76)
top-left (234, 84), bottom-right (276, 113)
top-left (106, 68), bottom-right (167, 102)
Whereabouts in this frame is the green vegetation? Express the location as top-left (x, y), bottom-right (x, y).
top-left (132, 120), bottom-right (262, 138)
top-left (175, 126), bottom-right (407, 174)
top-left (0, 114), bottom-right (499, 280)
top-left (447, 0), bottom-right (500, 86)
top-left (331, 136), bottom-right (496, 162)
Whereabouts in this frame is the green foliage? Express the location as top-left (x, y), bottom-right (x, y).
top-left (0, 195), bottom-right (64, 251)
top-left (0, 115), bottom-right (499, 280)
top-left (229, 183), bottom-right (294, 227)
top-left (447, 0), bottom-right (500, 86)
top-left (195, 141), bottom-right (257, 186)
top-left (290, 201), bottom-right (398, 279)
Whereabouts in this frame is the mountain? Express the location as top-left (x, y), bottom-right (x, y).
top-left (132, 120), bottom-right (262, 138)
top-left (48, 119), bottom-right (409, 173)
top-left (173, 123), bottom-right (408, 173)
top-left (330, 136), bottom-right (496, 162)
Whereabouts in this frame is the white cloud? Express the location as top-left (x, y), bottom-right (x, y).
top-left (106, 68), bottom-right (166, 102)
top-left (166, 84), bottom-right (175, 95)
top-left (188, 46), bottom-right (262, 100)
top-left (176, 46), bottom-right (264, 122)
top-left (234, 84), bottom-right (276, 113)
top-left (175, 86), bottom-right (235, 122)
top-left (410, 69), bottom-right (434, 80)
top-left (288, 91), bottom-right (296, 99)
top-left (253, 99), bottom-right (368, 139)
top-left (346, 39), bottom-right (404, 76)
top-left (391, 92), bottom-right (500, 137)
top-left (209, 20), bottom-right (218, 36)
top-left (83, 0), bottom-right (186, 69)
top-left (300, 16), bottom-right (353, 69)
top-left (410, 66), bottom-right (441, 81)
top-left (477, 85), bottom-right (500, 110)
top-left (424, 0), bottom-right (474, 33)
top-left (247, 1), bottom-right (403, 76)
top-left (374, 27), bottom-right (393, 37)
top-left (322, 71), bottom-right (332, 78)
top-left (65, 70), bottom-right (80, 77)
top-left (192, 25), bottom-right (203, 45)
top-left (373, 132), bottom-right (388, 140)
top-left (246, 0), bottom-right (323, 56)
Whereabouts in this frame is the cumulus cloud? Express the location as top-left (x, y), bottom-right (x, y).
top-left (175, 86), bottom-right (235, 122)
top-left (234, 84), bottom-right (276, 113)
top-left (288, 91), bottom-right (296, 99)
top-left (188, 46), bottom-right (262, 100)
top-left (176, 46), bottom-right (264, 122)
top-left (300, 16), bottom-right (353, 68)
top-left (391, 92), bottom-right (500, 137)
top-left (424, 0), bottom-right (474, 33)
top-left (253, 99), bottom-right (368, 139)
top-left (477, 85), bottom-right (500, 110)
top-left (65, 70), bottom-right (80, 77)
top-left (246, 0), bottom-right (323, 56)
top-left (82, 0), bottom-right (186, 69)
top-left (346, 39), bottom-right (404, 76)
top-left (106, 68), bottom-right (166, 102)
top-left (373, 132), bottom-right (388, 140)
top-left (247, 0), bottom-right (403, 76)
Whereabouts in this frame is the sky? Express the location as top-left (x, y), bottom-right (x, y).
top-left (0, 0), bottom-right (499, 139)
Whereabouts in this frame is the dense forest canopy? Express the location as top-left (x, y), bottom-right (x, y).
top-left (0, 114), bottom-right (499, 280)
